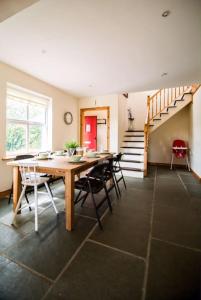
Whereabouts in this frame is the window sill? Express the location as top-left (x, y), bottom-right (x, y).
top-left (2, 155), bottom-right (16, 161)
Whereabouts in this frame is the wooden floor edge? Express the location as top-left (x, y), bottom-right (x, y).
top-left (0, 189), bottom-right (11, 199)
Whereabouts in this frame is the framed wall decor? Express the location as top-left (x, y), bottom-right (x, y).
top-left (64, 112), bottom-right (73, 125)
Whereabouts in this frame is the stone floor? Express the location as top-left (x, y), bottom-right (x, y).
top-left (0, 166), bottom-right (200, 300)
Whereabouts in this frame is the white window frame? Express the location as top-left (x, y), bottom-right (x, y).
top-left (6, 83), bottom-right (52, 155)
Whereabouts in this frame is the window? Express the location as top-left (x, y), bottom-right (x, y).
top-left (6, 84), bottom-right (51, 155)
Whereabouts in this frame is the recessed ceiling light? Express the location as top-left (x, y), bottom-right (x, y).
top-left (161, 72), bottom-right (168, 77)
top-left (88, 84), bottom-right (93, 88)
top-left (162, 10), bottom-right (170, 17)
top-left (41, 49), bottom-right (47, 54)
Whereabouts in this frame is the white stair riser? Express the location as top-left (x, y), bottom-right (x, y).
top-left (124, 136), bottom-right (144, 142)
top-left (125, 131), bottom-right (144, 136)
top-left (121, 148), bottom-right (144, 154)
top-left (122, 154), bottom-right (144, 161)
top-left (122, 141), bottom-right (144, 148)
top-left (120, 161), bottom-right (144, 169)
top-left (122, 170), bottom-right (144, 178)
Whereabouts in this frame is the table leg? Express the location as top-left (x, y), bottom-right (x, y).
top-left (65, 170), bottom-right (74, 231)
top-left (13, 166), bottom-right (21, 212)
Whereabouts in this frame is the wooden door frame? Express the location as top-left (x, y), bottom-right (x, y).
top-left (80, 106), bottom-right (110, 151)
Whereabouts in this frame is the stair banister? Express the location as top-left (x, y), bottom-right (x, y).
top-left (144, 95), bottom-right (150, 176)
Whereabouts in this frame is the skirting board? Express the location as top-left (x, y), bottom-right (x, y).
top-left (191, 169), bottom-right (201, 182)
top-left (0, 189), bottom-right (11, 199)
top-left (148, 161), bottom-right (188, 169)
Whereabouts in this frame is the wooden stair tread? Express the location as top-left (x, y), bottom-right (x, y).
top-left (123, 152), bottom-right (144, 156)
top-left (121, 159), bottom-right (143, 163)
top-left (153, 118), bottom-right (161, 121)
top-left (124, 135), bottom-right (144, 137)
top-left (121, 146), bottom-right (144, 149)
top-left (125, 130), bottom-right (144, 132)
top-left (122, 167), bottom-right (144, 172)
top-left (123, 140), bottom-right (144, 142)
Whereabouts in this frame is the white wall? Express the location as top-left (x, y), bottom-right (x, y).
top-left (0, 62), bottom-right (78, 192)
top-left (127, 90), bottom-right (157, 130)
top-left (79, 94), bottom-right (119, 152)
top-left (149, 106), bottom-right (190, 165)
top-left (189, 87), bottom-right (201, 177)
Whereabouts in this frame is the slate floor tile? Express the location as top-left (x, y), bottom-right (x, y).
top-left (0, 255), bottom-right (50, 300)
top-left (46, 241), bottom-right (145, 300)
top-left (6, 213), bottom-right (95, 280)
top-left (0, 223), bottom-right (23, 253)
top-left (185, 183), bottom-right (201, 198)
top-left (91, 191), bottom-right (152, 257)
top-left (153, 204), bottom-right (201, 249)
top-left (146, 239), bottom-right (201, 300)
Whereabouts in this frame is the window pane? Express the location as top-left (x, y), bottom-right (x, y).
top-left (29, 125), bottom-right (43, 151)
top-left (7, 98), bottom-right (27, 121)
top-left (6, 123), bottom-right (27, 154)
top-left (29, 103), bottom-right (46, 123)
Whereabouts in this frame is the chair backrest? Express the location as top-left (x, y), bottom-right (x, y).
top-left (15, 154), bottom-right (34, 161)
top-left (18, 161), bottom-right (38, 184)
top-left (113, 152), bottom-right (123, 166)
top-left (172, 139), bottom-right (187, 158)
top-left (88, 163), bottom-right (108, 181)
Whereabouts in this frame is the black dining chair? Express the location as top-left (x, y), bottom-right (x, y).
top-left (74, 163), bottom-right (112, 229)
top-left (111, 153), bottom-right (127, 194)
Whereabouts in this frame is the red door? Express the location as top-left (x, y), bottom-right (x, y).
top-left (83, 116), bottom-right (97, 150)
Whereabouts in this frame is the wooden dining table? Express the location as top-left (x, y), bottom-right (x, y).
top-left (7, 154), bottom-right (111, 231)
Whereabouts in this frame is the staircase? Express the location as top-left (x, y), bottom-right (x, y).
top-left (144, 83), bottom-right (200, 176)
top-left (119, 84), bottom-right (200, 178)
top-left (120, 130), bottom-right (144, 178)
top-left (148, 86), bottom-right (192, 132)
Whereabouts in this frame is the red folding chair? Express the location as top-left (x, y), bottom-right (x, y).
top-left (170, 139), bottom-right (190, 171)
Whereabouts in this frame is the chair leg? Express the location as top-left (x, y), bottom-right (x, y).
top-left (121, 170), bottom-right (127, 189)
top-left (8, 184), bottom-right (13, 204)
top-left (12, 185), bottom-right (26, 225)
top-left (170, 153), bottom-right (174, 170)
top-left (34, 185), bottom-right (38, 232)
top-left (25, 193), bottom-right (32, 211)
top-left (47, 182), bottom-right (54, 198)
top-left (111, 175), bottom-right (120, 198)
top-left (90, 191), bottom-right (103, 230)
top-left (114, 173), bottom-right (121, 196)
top-left (104, 185), bottom-right (112, 213)
top-left (81, 192), bottom-right (89, 207)
top-left (44, 182), bottom-right (58, 214)
top-left (186, 156), bottom-right (191, 171)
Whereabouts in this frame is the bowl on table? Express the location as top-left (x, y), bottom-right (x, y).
top-left (70, 155), bottom-right (82, 162)
top-left (86, 152), bottom-right (98, 158)
top-left (55, 150), bottom-right (64, 156)
top-left (38, 152), bottom-right (49, 159)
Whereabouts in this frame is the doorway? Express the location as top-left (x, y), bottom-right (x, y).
top-left (80, 106), bottom-right (110, 151)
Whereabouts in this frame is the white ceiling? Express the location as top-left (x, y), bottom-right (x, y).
top-left (0, 0), bottom-right (200, 97)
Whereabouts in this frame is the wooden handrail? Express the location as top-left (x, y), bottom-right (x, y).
top-left (148, 85), bottom-right (191, 122)
top-left (144, 84), bottom-right (200, 176)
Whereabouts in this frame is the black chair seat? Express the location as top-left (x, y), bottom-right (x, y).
top-left (75, 177), bottom-right (104, 194)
